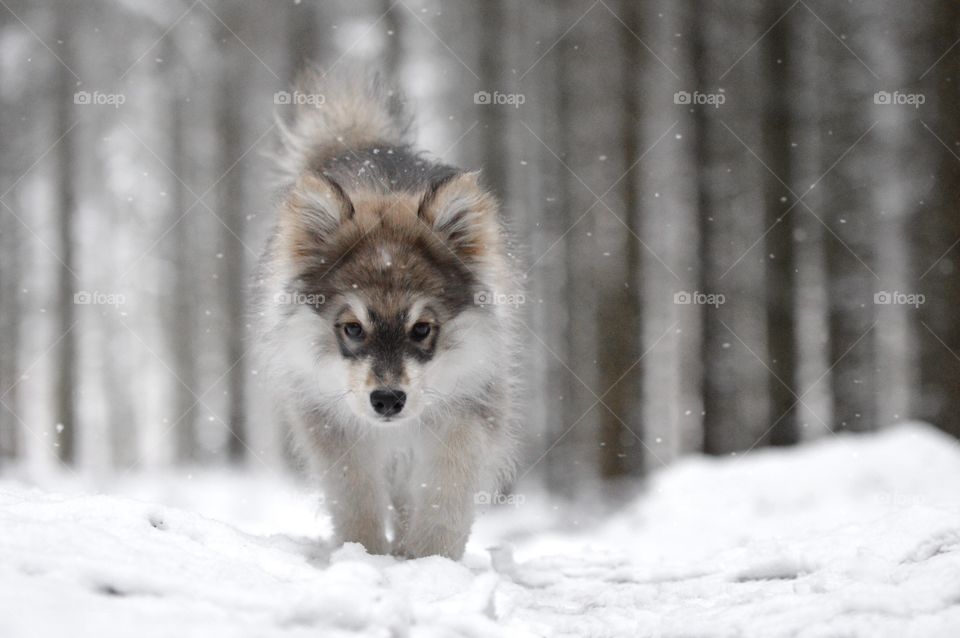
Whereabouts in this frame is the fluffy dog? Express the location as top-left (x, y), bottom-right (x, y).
top-left (254, 68), bottom-right (521, 560)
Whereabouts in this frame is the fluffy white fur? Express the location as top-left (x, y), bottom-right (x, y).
top-left (254, 68), bottom-right (521, 560)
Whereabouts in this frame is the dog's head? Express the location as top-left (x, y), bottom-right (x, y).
top-left (274, 169), bottom-right (506, 424)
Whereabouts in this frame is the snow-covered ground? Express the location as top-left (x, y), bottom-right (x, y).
top-left (2, 423), bottom-right (960, 637)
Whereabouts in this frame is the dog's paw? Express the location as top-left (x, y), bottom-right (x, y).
top-left (338, 532), bottom-right (390, 556)
top-left (394, 524), bottom-right (468, 560)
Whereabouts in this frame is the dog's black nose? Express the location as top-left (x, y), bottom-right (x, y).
top-left (370, 389), bottom-right (406, 417)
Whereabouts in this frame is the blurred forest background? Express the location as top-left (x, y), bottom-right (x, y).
top-left (0, 0), bottom-right (958, 494)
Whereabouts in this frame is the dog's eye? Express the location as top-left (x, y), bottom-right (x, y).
top-left (410, 322), bottom-right (431, 342)
top-left (342, 322), bottom-right (364, 339)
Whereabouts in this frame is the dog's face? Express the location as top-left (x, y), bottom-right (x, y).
top-left (275, 171), bottom-right (503, 424)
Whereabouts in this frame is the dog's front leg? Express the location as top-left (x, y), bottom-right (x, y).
top-left (318, 432), bottom-right (389, 555)
top-left (396, 422), bottom-right (484, 560)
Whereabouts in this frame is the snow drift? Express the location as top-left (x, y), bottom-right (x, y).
top-left (2, 423), bottom-right (959, 637)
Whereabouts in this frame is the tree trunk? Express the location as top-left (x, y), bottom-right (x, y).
top-left (822, 3), bottom-right (877, 434)
top-left (475, 0), bottom-right (509, 204)
top-left (166, 37), bottom-right (200, 463)
top-left (53, 7), bottom-right (78, 464)
top-left (598, 0), bottom-right (644, 478)
top-left (543, 0), bottom-right (600, 493)
top-left (791, 5), bottom-right (831, 440)
top-left (0, 210), bottom-right (20, 461)
top-left (762, 0), bottom-right (799, 446)
top-left (381, 0), bottom-right (402, 80)
top-left (0, 3), bottom-right (21, 461)
top-left (287, 0), bottom-right (318, 75)
top-left (216, 11), bottom-right (249, 464)
top-left (693, 1), bottom-right (769, 454)
top-left (691, 0), bottom-right (725, 455)
top-left (916, 0), bottom-right (960, 439)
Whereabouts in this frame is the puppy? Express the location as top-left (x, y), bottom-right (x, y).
top-left (254, 68), bottom-right (521, 559)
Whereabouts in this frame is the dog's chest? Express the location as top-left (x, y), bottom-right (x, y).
top-left (378, 428), bottom-right (418, 487)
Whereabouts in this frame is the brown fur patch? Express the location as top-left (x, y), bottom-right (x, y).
top-left (416, 172), bottom-right (501, 260)
top-left (278, 172), bottom-right (353, 263)
top-left (281, 179), bottom-right (494, 320)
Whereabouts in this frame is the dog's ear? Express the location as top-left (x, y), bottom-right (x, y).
top-left (418, 171), bottom-right (499, 259)
top-left (278, 172), bottom-right (354, 263)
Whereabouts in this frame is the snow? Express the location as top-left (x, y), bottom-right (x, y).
top-left (2, 423), bottom-right (960, 637)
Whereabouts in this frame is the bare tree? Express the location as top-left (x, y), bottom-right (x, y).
top-left (0, 207), bottom-right (20, 462)
top-left (598, 0), bottom-right (645, 478)
top-left (868, 0), bottom-right (926, 429)
top-left (916, 0), bottom-right (960, 439)
top-left (791, 6), bottom-right (832, 439)
top-left (287, 0), bottom-right (320, 75)
top-left (475, 0), bottom-right (509, 204)
top-left (202, 5), bottom-right (253, 463)
top-left (53, 6), bottom-right (78, 464)
top-left (0, 4), bottom-right (21, 463)
top-left (543, 0), bottom-right (600, 493)
top-left (0, 216), bottom-right (20, 458)
top-left (216, 8), bottom-right (249, 463)
top-left (163, 35), bottom-right (200, 463)
top-left (690, 0), bottom-right (726, 455)
top-left (639, 0), bottom-right (701, 461)
top-left (692, 1), bottom-right (769, 454)
top-left (381, 0), bottom-right (403, 83)
top-left (762, 0), bottom-right (799, 445)
top-left (690, 2), bottom-right (729, 455)
top-left (821, 2), bottom-right (877, 434)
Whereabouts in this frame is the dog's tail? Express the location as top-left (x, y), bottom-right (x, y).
top-left (273, 66), bottom-right (412, 183)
